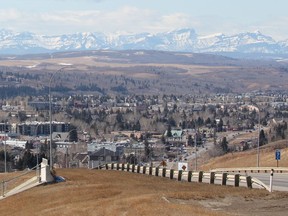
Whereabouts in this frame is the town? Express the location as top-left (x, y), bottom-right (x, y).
top-left (1, 91), bottom-right (287, 172)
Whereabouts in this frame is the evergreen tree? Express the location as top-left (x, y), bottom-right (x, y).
top-left (167, 125), bottom-right (172, 137)
top-left (0, 150), bottom-right (10, 161)
top-left (205, 117), bottom-right (212, 125)
top-left (259, 129), bottom-right (267, 146)
top-left (69, 125), bottom-right (78, 142)
top-left (218, 118), bottom-right (224, 132)
top-left (144, 138), bottom-right (152, 158)
top-left (134, 120), bottom-right (141, 131)
top-left (187, 135), bottom-right (193, 146)
top-left (221, 137), bottom-right (228, 153)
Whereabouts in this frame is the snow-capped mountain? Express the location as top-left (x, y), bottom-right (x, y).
top-left (0, 28), bottom-right (287, 57)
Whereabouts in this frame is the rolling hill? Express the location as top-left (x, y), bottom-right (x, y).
top-left (1, 168), bottom-right (288, 216)
top-left (0, 50), bottom-right (288, 95)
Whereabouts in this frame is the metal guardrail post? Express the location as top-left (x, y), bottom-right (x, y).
top-left (198, 171), bottom-right (203, 183)
top-left (246, 176), bottom-right (252, 188)
top-left (178, 170), bottom-right (182, 181)
top-left (132, 164), bottom-right (135, 173)
top-left (170, 169), bottom-right (174, 179)
top-left (137, 165), bottom-right (140, 173)
top-left (234, 174), bottom-right (240, 187)
top-left (155, 167), bottom-right (159, 176)
top-left (127, 164), bottom-right (130, 172)
top-left (222, 173), bottom-right (227, 185)
top-left (149, 167), bottom-right (153, 175)
top-left (143, 166), bottom-right (146, 174)
top-left (162, 168), bottom-right (166, 177)
top-left (111, 163), bottom-right (114, 170)
top-left (188, 171), bottom-right (193, 182)
top-left (117, 163), bottom-right (120, 170)
top-left (210, 172), bottom-right (215, 184)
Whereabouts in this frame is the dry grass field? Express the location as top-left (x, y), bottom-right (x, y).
top-left (201, 140), bottom-right (288, 171)
top-left (0, 168), bottom-right (288, 216)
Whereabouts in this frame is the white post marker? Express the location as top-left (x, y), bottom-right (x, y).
top-left (269, 169), bottom-right (274, 193)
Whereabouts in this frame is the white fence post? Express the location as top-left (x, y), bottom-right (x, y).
top-left (269, 169), bottom-right (274, 192)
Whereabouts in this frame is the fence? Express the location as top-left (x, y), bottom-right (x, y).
top-left (96, 163), bottom-right (269, 190)
top-left (1, 158), bottom-right (54, 198)
top-left (1, 164), bottom-right (41, 198)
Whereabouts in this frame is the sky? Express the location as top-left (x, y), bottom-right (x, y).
top-left (0, 0), bottom-right (288, 40)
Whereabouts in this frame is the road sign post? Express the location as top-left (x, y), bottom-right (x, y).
top-left (275, 150), bottom-right (281, 167)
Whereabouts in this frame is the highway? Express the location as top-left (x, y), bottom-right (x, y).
top-left (248, 172), bottom-right (288, 192)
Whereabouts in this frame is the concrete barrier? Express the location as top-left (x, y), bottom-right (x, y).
top-left (41, 158), bottom-right (54, 183)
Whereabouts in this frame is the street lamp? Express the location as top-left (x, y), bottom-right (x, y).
top-left (49, 66), bottom-right (71, 170)
top-left (194, 130), bottom-right (197, 171)
top-left (34, 123), bottom-right (41, 180)
top-left (251, 104), bottom-right (261, 167)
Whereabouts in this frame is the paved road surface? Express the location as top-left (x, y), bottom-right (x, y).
top-left (248, 172), bottom-right (288, 192)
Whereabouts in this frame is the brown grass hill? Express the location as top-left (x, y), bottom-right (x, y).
top-left (201, 139), bottom-right (288, 171)
top-left (1, 168), bottom-right (288, 216)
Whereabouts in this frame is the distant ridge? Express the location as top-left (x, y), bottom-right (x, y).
top-left (0, 28), bottom-right (288, 58)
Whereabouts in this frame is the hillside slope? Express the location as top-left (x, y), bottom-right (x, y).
top-left (201, 140), bottom-right (288, 171)
top-left (0, 169), bottom-right (288, 216)
top-left (1, 50), bottom-right (288, 95)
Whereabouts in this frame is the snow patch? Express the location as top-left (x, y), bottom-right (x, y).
top-left (58, 63), bottom-right (73, 66)
top-left (25, 64), bottom-right (38, 69)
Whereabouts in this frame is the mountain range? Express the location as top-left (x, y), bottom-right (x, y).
top-left (1, 28), bottom-right (288, 58)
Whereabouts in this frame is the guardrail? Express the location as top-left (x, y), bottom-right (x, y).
top-left (0, 159), bottom-right (54, 198)
top-left (211, 167), bottom-right (288, 173)
top-left (1, 164), bottom-right (41, 198)
top-left (95, 163), bottom-right (269, 191)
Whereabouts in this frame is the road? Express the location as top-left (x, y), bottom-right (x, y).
top-left (248, 172), bottom-right (288, 192)
top-left (184, 130), bottom-right (248, 161)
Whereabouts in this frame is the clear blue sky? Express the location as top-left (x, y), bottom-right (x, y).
top-left (1, 0), bottom-right (287, 40)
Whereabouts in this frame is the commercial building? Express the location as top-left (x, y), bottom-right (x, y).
top-left (17, 121), bottom-right (70, 136)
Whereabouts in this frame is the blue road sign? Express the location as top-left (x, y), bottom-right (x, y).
top-left (275, 150), bottom-right (281, 160)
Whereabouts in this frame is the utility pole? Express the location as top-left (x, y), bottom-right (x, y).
top-left (194, 129), bottom-right (197, 171)
top-left (256, 106), bottom-right (260, 167)
top-left (49, 66), bottom-right (71, 170)
top-left (257, 106), bottom-right (260, 167)
top-left (4, 121), bottom-right (7, 173)
top-left (35, 123), bottom-right (40, 181)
